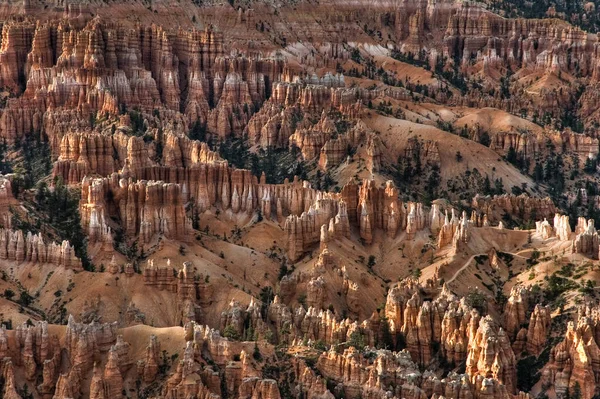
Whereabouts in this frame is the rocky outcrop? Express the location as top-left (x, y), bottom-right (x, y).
top-left (0, 175), bottom-right (16, 228)
top-left (472, 194), bottom-right (556, 224)
top-left (535, 218), bottom-right (555, 239)
top-left (573, 218), bottom-right (600, 259)
top-left (103, 346), bottom-right (124, 398)
top-left (472, 127), bottom-right (599, 164)
top-left (220, 300), bottom-right (248, 338)
top-left (64, 316), bottom-right (119, 373)
top-left (292, 359), bottom-right (335, 399)
top-left (525, 304), bottom-right (552, 356)
top-left (135, 162), bottom-right (328, 223)
top-left (48, 318), bottom-right (137, 399)
top-left (287, 114), bottom-right (379, 173)
top-left (554, 213), bottom-right (572, 241)
top-left (385, 280), bottom-right (482, 368)
top-left (80, 174), bottom-right (191, 244)
top-left (143, 259), bottom-right (178, 290)
top-left (314, 339), bottom-right (520, 399)
top-left (143, 259), bottom-right (211, 302)
top-left (0, 228), bottom-right (82, 270)
top-left (162, 343), bottom-right (220, 399)
top-left (504, 286), bottom-right (529, 342)
top-left (184, 322), bottom-right (232, 366)
top-left (1, 360), bottom-right (23, 399)
top-left (560, 131), bottom-right (600, 160)
top-left (341, 180), bottom-right (448, 245)
top-left (143, 260), bottom-right (206, 323)
top-left (137, 335), bottom-right (161, 383)
top-left (54, 366), bottom-right (83, 399)
top-left (12, 321), bottom-right (60, 383)
top-left (503, 286), bottom-right (552, 357)
top-left (543, 305), bottom-right (600, 399)
top-left (316, 346), bottom-right (383, 395)
top-left (306, 277), bottom-right (326, 310)
top-left (0, 279), bottom-right (561, 399)
top-left (247, 78), bottom-right (364, 152)
top-left (0, 319), bottom-right (150, 399)
top-left (466, 315), bottom-right (517, 394)
top-left (437, 210), bottom-right (471, 251)
top-left (437, 210), bottom-right (460, 248)
top-left (284, 197), bottom-right (349, 262)
top-left (349, 180), bottom-right (403, 243)
top-left (53, 127), bottom-right (221, 185)
top-left (292, 306), bottom-right (359, 346)
top-left (0, 17), bottom-right (285, 144)
top-left (365, 134), bottom-right (382, 173)
top-left (52, 131), bottom-right (149, 184)
top-left (535, 213), bottom-right (572, 241)
top-left (238, 377), bottom-right (280, 399)
top-left (289, 114), bottom-right (336, 160)
top-left (269, 81), bottom-right (362, 118)
top-left (245, 103), bottom-right (299, 148)
top-left (0, 20), bottom-right (34, 92)
top-left (216, 290), bottom-right (369, 348)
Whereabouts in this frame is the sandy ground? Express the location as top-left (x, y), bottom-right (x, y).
top-left (363, 112), bottom-right (535, 190)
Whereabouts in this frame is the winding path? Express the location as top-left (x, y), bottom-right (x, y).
top-left (446, 250), bottom-right (531, 284)
top-left (446, 254), bottom-right (483, 283)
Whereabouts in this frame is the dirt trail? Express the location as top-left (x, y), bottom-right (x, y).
top-left (447, 249), bottom-right (529, 283)
top-left (447, 254), bottom-right (482, 283)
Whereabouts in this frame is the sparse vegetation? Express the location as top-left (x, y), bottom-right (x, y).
top-left (465, 290), bottom-right (487, 315)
